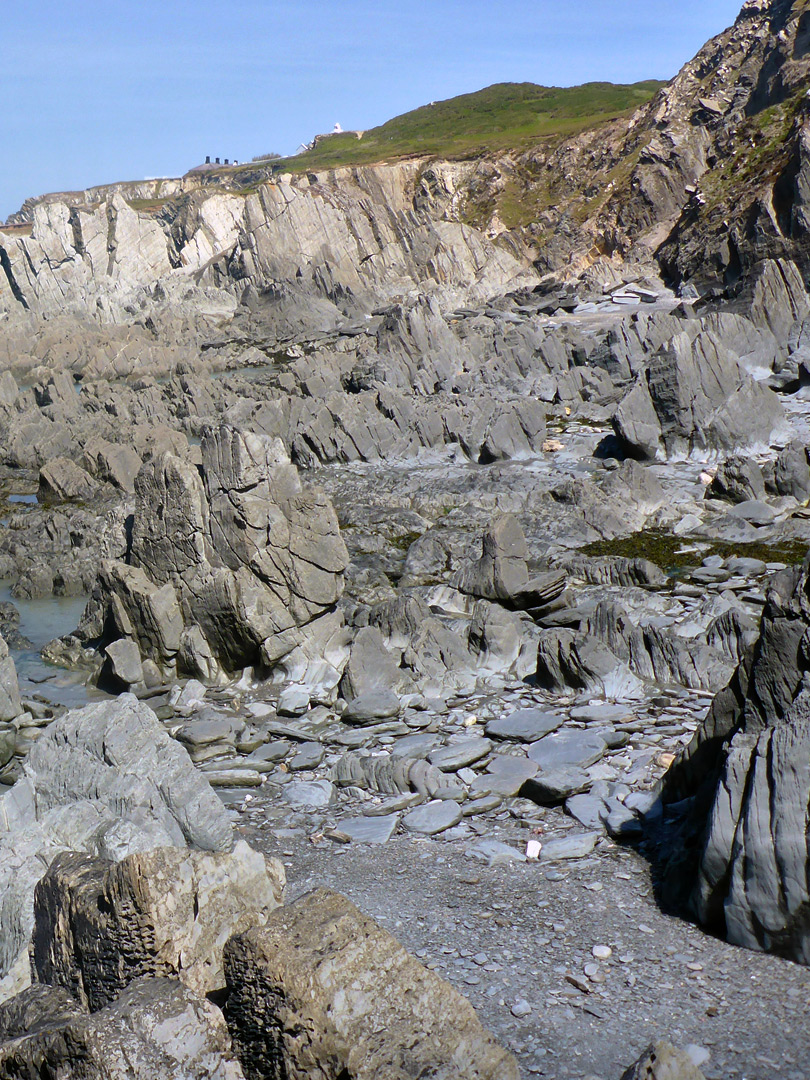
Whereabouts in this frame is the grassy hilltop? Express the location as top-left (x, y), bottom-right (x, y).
top-left (268, 80), bottom-right (666, 172)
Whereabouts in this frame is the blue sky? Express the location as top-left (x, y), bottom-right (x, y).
top-left (2, 1), bottom-right (744, 222)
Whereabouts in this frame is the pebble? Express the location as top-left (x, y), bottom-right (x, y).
top-left (277, 685), bottom-right (310, 716)
top-left (592, 945), bottom-right (613, 960)
top-left (521, 766), bottom-right (591, 804)
top-left (428, 736), bottom-right (492, 772)
top-left (287, 742), bottom-right (325, 771)
top-left (282, 779), bottom-right (335, 809)
top-left (467, 839), bottom-right (527, 866)
top-left (511, 999), bottom-right (533, 1018)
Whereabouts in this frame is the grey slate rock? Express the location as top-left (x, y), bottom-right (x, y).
top-left (470, 755), bottom-right (539, 797)
top-left (402, 800), bottom-right (463, 835)
top-left (522, 767), bottom-right (591, 805)
top-left (468, 840), bottom-right (527, 865)
top-left (282, 780), bottom-right (334, 809)
top-left (287, 743), bottom-right (325, 771)
top-left (527, 729), bottom-right (608, 769)
top-left (540, 831), bottom-right (599, 861)
top-left (485, 708), bottom-right (565, 742)
top-left (428, 737), bottom-right (492, 772)
top-left (0, 695), bottom-right (233, 1002)
top-left (342, 689), bottom-right (402, 724)
top-left (659, 555), bottom-right (810, 965)
top-left (565, 793), bottom-right (609, 830)
top-left (338, 814), bottom-right (399, 844)
top-left (725, 500), bottom-right (776, 526)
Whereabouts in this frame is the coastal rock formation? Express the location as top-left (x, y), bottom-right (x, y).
top-left (658, 551), bottom-right (810, 963)
top-left (223, 887), bottom-right (520, 1080)
top-left (0, 167), bottom-right (535, 328)
top-left (613, 330), bottom-right (786, 460)
top-left (0, 978), bottom-right (245, 1080)
top-left (32, 842), bottom-right (284, 1008)
top-left (0, 695), bottom-right (233, 1001)
top-left (67, 425), bottom-right (349, 687)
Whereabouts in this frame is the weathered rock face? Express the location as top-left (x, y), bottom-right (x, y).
top-left (0, 695), bottom-right (233, 1002)
top-left (658, 551), bottom-right (810, 963)
top-left (613, 329), bottom-right (786, 460)
top-left (32, 841), bottom-right (284, 1009)
top-left (0, 978), bottom-right (246, 1080)
top-left (70, 425), bottom-right (349, 686)
top-left (223, 887), bottom-right (520, 1080)
top-left (0, 633), bottom-right (23, 725)
top-left (0, 165), bottom-right (536, 327)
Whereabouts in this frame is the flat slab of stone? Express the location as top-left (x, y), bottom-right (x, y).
top-left (726, 500), bottom-right (776, 526)
top-left (469, 755), bottom-right (538, 797)
top-left (569, 704), bottom-right (631, 725)
top-left (247, 740), bottom-right (290, 763)
top-left (282, 780), bottom-right (334, 809)
top-left (540, 831), bottom-right (599, 861)
top-left (565, 792), bottom-right (608, 829)
top-left (428, 737), bottom-right (492, 772)
top-left (461, 794), bottom-right (503, 816)
top-left (725, 556), bottom-right (767, 577)
top-left (201, 768), bottom-right (262, 788)
top-left (402, 800), bottom-right (463, 836)
top-left (363, 792), bottom-right (423, 816)
top-left (522, 766), bottom-right (591, 804)
top-left (287, 742), bottom-right (325, 771)
top-left (390, 733), bottom-right (439, 758)
top-left (277, 686), bottom-right (310, 717)
top-left (338, 814), bottom-right (399, 844)
top-left (265, 722), bottom-right (322, 743)
top-left (467, 839), bottom-right (527, 866)
top-left (527, 730), bottom-right (608, 769)
top-left (485, 709), bottom-right (565, 742)
top-left (175, 720), bottom-right (238, 748)
top-left (343, 690), bottom-right (401, 724)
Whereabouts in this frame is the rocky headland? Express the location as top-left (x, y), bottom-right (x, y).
top-left (2, 0), bottom-right (810, 1077)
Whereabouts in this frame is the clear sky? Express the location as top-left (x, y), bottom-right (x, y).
top-left (2, 0), bottom-right (744, 222)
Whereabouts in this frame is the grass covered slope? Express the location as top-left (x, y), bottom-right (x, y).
top-left (276, 81), bottom-right (666, 171)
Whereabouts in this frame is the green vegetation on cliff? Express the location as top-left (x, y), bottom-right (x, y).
top-left (271, 81), bottom-right (665, 172)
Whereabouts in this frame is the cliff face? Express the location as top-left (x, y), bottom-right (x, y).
top-left (3, 0), bottom-right (810, 337)
top-left (0, 161), bottom-right (535, 333)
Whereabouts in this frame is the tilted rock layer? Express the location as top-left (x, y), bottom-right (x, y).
top-left (659, 550), bottom-right (810, 963)
top-left (73, 424), bottom-right (349, 685)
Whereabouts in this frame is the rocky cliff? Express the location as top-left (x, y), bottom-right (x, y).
top-left (3, 0), bottom-right (810, 349)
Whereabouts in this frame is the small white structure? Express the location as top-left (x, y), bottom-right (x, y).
top-left (332, 122), bottom-right (343, 134)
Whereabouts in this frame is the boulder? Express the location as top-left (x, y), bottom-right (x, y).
top-left (0, 978), bottom-right (245, 1080)
top-left (457, 514), bottom-right (529, 601)
top-left (38, 457), bottom-right (100, 503)
top-left (223, 887), bottom-right (519, 1080)
top-left (32, 841), bottom-right (284, 1009)
top-left (0, 635), bottom-right (23, 724)
top-left (67, 425), bottom-right (349, 683)
top-left (709, 455), bottom-right (766, 504)
top-left (83, 436), bottom-right (142, 492)
top-left (0, 695), bottom-right (233, 1002)
top-left (772, 440), bottom-right (810, 501)
top-left (749, 258), bottom-right (810, 343)
top-left (613, 330), bottom-right (785, 460)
